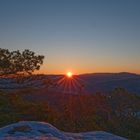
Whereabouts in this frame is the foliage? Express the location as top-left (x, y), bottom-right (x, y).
top-left (0, 88), bottom-right (140, 140)
top-left (0, 48), bottom-right (44, 76)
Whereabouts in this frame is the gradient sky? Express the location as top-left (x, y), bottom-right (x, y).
top-left (0, 0), bottom-right (140, 74)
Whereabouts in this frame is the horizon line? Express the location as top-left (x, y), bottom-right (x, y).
top-left (35, 71), bottom-right (140, 75)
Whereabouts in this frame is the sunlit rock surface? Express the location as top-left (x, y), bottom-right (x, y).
top-left (0, 121), bottom-right (127, 140)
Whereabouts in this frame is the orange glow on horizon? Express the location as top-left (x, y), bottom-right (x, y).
top-left (34, 65), bottom-right (140, 75)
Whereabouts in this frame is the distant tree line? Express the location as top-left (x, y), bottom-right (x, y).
top-left (0, 87), bottom-right (139, 140)
top-left (0, 48), bottom-right (44, 77)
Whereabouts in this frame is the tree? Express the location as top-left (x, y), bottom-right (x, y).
top-left (0, 48), bottom-right (44, 76)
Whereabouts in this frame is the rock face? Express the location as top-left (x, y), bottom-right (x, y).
top-left (0, 121), bottom-right (127, 140)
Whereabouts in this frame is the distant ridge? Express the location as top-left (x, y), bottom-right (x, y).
top-left (78, 72), bottom-right (140, 76)
top-left (0, 72), bottom-right (140, 95)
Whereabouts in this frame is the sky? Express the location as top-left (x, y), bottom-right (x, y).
top-left (0, 0), bottom-right (140, 74)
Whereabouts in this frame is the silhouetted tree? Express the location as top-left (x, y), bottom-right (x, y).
top-left (0, 48), bottom-right (44, 76)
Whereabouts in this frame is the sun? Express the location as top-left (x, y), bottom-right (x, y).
top-left (66, 72), bottom-right (73, 78)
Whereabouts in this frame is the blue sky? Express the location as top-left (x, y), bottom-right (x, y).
top-left (0, 0), bottom-right (140, 74)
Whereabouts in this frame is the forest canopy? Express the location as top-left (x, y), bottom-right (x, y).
top-left (0, 48), bottom-right (44, 76)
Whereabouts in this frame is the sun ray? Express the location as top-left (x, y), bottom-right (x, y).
top-left (56, 77), bottom-right (65, 85)
top-left (63, 79), bottom-right (69, 94)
